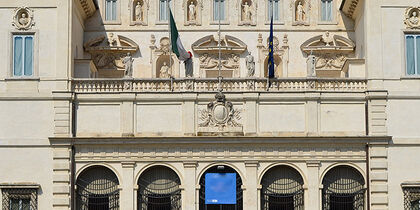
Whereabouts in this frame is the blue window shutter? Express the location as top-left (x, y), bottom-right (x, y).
top-left (416, 36), bottom-right (420, 74)
top-left (24, 36), bottom-right (33, 76)
top-left (13, 36), bottom-right (23, 76)
top-left (406, 35), bottom-right (416, 75)
top-left (112, 0), bottom-right (117, 21)
top-left (220, 0), bottom-right (225, 20)
top-left (274, 0), bottom-right (279, 21)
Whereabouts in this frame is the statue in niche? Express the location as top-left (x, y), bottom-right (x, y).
top-left (123, 53), bottom-right (134, 77)
top-left (18, 13), bottom-right (30, 26)
top-left (246, 52), bottom-right (255, 77)
top-left (160, 62), bottom-right (170, 78)
top-left (242, 1), bottom-right (252, 21)
top-left (410, 11), bottom-right (419, 25)
top-left (107, 33), bottom-right (118, 47)
top-left (188, 1), bottom-right (196, 21)
top-left (296, 1), bottom-right (305, 22)
top-left (322, 31), bottom-right (334, 46)
top-left (135, 1), bottom-right (142, 21)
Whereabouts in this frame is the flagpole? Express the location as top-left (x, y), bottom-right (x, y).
top-left (267, 2), bottom-right (274, 90)
top-left (217, 0), bottom-right (222, 92)
top-left (167, 1), bottom-right (173, 78)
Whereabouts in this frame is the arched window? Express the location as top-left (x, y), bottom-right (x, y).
top-left (320, 0), bottom-right (333, 22)
top-left (137, 166), bottom-right (181, 210)
top-left (261, 165), bottom-right (304, 210)
top-left (199, 165), bottom-right (243, 210)
top-left (322, 166), bottom-right (365, 210)
top-left (76, 166), bottom-right (120, 210)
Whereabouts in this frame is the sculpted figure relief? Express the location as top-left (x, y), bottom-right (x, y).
top-left (188, 1), bottom-right (196, 21)
top-left (107, 33), bottom-right (119, 47)
top-left (246, 52), bottom-right (255, 77)
top-left (322, 31), bottom-right (334, 46)
top-left (123, 53), bottom-right (134, 77)
top-left (410, 11), bottom-right (419, 25)
top-left (135, 1), bottom-right (142, 21)
top-left (18, 13), bottom-right (30, 26)
top-left (296, 1), bottom-right (305, 22)
top-left (160, 62), bottom-right (170, 78)
top-left (405, 7), bottom-right (420, 29)
top-left (242, 1), bottom-right (252, 21)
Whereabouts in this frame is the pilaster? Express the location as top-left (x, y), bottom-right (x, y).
top-left (369, 144), bottom-right (389, 210)
top-left (120, 94), bottom-right (135, 136)
top-left (244, 161), bottom-right (259, 210)
top-left (52, 146), bottom-right (71, 210)
top-left (121, 162), bottom-right (135, 210)
top-left (183, 161), bottom-right (197, 210)
top-left (367, 91), bottom-right (388, 136)
top-left (306, 161), bottom-right (320, 210)
top-left (182, 94), bottom-right (197, 136)
top-left (305, 92), bottom-right (320, 136)
top-left (53, 92), bottom-right (72, 137)
top-left (244, 93), bottom-right (258, 135)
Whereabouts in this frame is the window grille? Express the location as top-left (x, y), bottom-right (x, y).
top-left (261, 166), bottom-right (304, 210)
top-left (199, 165), bottom-right (243, 210)
top-left (137, 166), bottom-right (181, 210)
top-left (322, 166), bottom-right (365, 210)
top-left (1, 188), bottom-right (38, 210)
top-left (13, 35), bottom-right (33, 77)
top-left (406, 34), bottom-right (420, 75)
top-left (403, 187), bottom-right (420, 210)
top-left (76, 166), bottom-right (120, 210)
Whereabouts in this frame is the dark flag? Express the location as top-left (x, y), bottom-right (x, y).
top-left (268, 15), bottom-right (275, 79)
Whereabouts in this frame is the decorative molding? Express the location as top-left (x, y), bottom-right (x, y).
top-left (150, 35), bottom-right (180, 78)
top-left (238, 0), bottom-right (257, 26)
top-left (291, 0), bottom-right (310, 26)
top-left (404, 7), bottom-right (420, 29)
top-left (340, 0), bottom-right (359, 19)
top-left (257, 33), bottom-right (289, 77)
top-left (183, 0), bottom-right (202, 26)
top-left (12, 6), bottom-right (35, 30)
top-left (198, 92), bottom-right (243, 134)
top-left (77, 0), bottom-right (96, 19)
top-left (129, 0), bottom-right (149, 26)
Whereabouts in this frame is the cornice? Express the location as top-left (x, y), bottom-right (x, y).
top-left (76, 0), bottom-right (96, 20)
top-left (340, 0), bottom-right (360, 20)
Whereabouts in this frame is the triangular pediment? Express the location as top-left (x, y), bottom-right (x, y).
top-left (192, 35), bottom-right (247, 54)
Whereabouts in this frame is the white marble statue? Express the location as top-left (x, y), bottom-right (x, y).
top-left (18, 13), bottom-right (30, 26)
top-left (410, 11), bottom-right (419, 25)
top-left (107, 33), bottom-right (118, 47)
top-left (322, 31), bottom-right (334, 46)
top-left (135, 2), bottom-right (142, 21)
top-left (242, 1), bottom-right (252, 21)
top-left (188, 2), bottom-right (196, 21)
top-left (246, 52), bottom-right (255, 77)
top-left (123, 53), bottom-right (134, 77)
top-left (160, 62), bottom-right (170, 78)
top-left (296, 2), bottom-right (304, 22)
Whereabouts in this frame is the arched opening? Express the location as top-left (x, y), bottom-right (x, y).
top-left (137, 166), bottom-right (181, 210)
top-left (199, 165), bottom-right (243, 210)
top-left (264, 55), bottom-right (282, 77)
top-left (76, 165), bottom-right (120, 210)
top-left (156, 55), bottom-right (175, 78)
top-left (322, 165), bottom-right (365, 210)
top-left (260, 165), bottom-right (304, 210)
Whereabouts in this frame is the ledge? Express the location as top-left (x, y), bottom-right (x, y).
top-left (0, 183), bottom-right (40, 189)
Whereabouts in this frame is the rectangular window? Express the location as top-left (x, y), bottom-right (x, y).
top-left (406, 34), bottom-right (420, 75)
top-left (213, 0), bottom-right (225, 21)
top-left (321, 0), bottom-right (333, 22)
top-left (268, 0), bottom-right (280, 21)
top-left (105, 0), bottom-right (117, 21)
top-left (1, 187), bottom-right (38, 210)
top-left (10, 198), bottom-right (30, 210)
top-left (159, 0), bottom-right (172, 21)
top-left (13, 35), bottom-right (33, 77)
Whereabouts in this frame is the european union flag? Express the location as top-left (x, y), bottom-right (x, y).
top-left (268, 16), bottom-right (275, 79)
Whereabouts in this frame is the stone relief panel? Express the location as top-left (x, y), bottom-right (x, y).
top-left (12, 6), bottom-right (35, 30)
top-left (183, 0), bottom-right (202, 25)
top-left (150, 35), bottom-right (179, 78)
top-left (404, 7), bottom-right (420, 29)
top-left (291, 0), bottom-right (310, 26)
top-left (84, 33), bottom-right (138, 78)
top-left (198, 92), bottom-right (243, 134)
top-left (300, 32), bottom-right (355, 78)
top-left (192, 35), bottom-right (247, 78)
top-left (257, 33), bottom-right (289, 77)
top-left (130, 0), bottom-right (149, 25)
top-left (238, 0), bottom-right (257, 26)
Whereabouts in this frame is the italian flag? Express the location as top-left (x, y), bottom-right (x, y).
top-left (170, 9), bottom-right (191, 61)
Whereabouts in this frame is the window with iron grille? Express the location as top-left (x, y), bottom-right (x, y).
top-left (1, 188), bottom-right (38, 210)
top-left (403, 186), bottom-right (420, 210)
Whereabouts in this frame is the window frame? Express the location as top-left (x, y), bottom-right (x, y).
top-left (405, 34), bottom-right (420, 76)
top-left (402, 183), bottom-right (420, 210)
top-left (12, 34), bottom-right (34, 77)
top-left (265, 0), bottom-right (284, 25)
top-left (156, 0), bottom-right (174, 25)
top-left (210, 0), bottom-right (230, 25)
top-left (7, 31), bottom-right (39, 80)
top-left (0, 185), bottom-right (39, 210)
top-left (318, 0), bottom-right (337, 25)
top-left (101, 0), bottom-right (121, 25)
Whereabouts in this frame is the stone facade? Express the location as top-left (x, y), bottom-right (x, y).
top-left (0, 0), bottom-right (420, 210)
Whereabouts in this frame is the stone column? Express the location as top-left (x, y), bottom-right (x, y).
top-left (183, 161), bottom-right (197, 210)
top-left (244, 161), bottom-right (259, 210)
top-left (121, 162), bottom-right (135, 210)
top-left (306, 161), bottom-right (320, 210)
